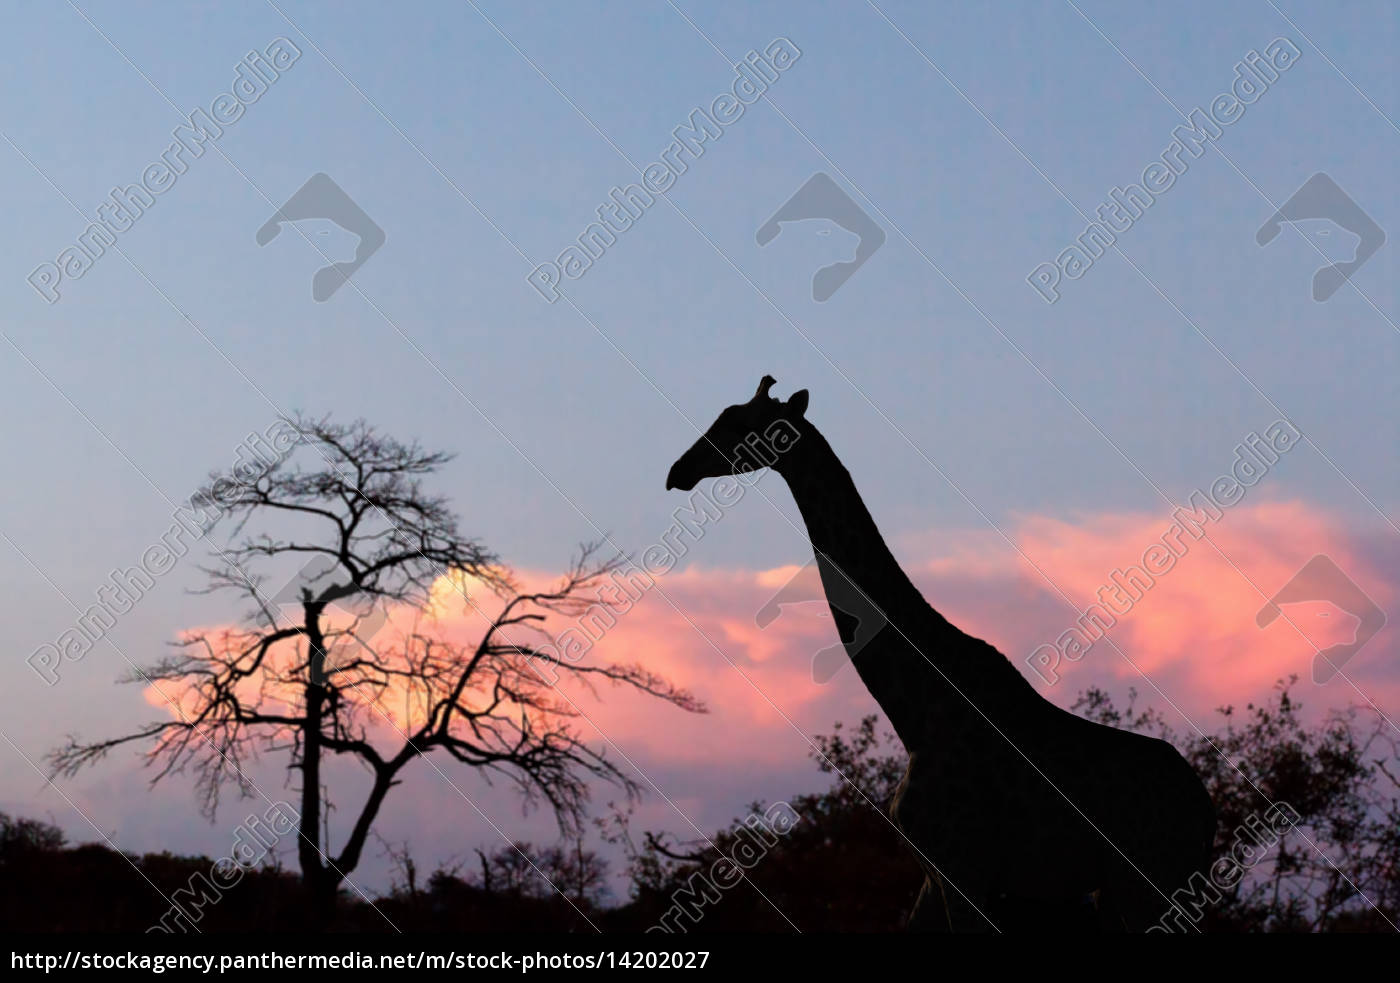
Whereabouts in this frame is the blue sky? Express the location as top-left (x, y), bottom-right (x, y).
top-left (1, 0), bottom-right (1395, 903)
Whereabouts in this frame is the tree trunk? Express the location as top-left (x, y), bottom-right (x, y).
top-left (299, 602), bottom-right (331, 927)
top-left (305, 868), bottom-right (341, 930)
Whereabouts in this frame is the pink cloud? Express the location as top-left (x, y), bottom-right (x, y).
top-left (142, 499), bottom-right (1397, 783)
top-left (900, 499), bottom-right (1398, 724)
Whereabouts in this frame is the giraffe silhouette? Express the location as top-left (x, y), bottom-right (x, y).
top-left (667, 377), bottom-right (1216, 931)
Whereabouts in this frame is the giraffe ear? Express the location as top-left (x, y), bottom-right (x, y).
top-left (787, 389), bottom-right (809, 417)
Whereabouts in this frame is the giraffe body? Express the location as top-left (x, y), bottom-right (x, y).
top-left (667, 377), bottom-right (1216, 931)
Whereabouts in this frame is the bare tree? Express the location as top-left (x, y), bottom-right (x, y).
top-left (49, 416), bottom-right (703, 923)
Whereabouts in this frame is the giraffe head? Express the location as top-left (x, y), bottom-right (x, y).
top-left (666, 375), bottom-right (808, 491)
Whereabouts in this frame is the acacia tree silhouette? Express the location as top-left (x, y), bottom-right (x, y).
top-left (48, 416), bottom-right (703, 925)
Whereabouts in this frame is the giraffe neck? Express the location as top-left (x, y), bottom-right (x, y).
top-left (776, 423), bottom-right (951, 744)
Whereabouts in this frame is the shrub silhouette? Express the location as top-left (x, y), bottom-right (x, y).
top-left (10, 678), bottom-right (1397, 932)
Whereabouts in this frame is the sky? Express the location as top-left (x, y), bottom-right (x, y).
top-left (0, 0), bottom-right (1396, 910)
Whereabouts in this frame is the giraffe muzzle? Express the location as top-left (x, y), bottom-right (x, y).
top-left (665, 460), bottom-right (698, 492)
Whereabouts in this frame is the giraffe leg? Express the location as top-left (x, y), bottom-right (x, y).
top-left (905, 875), bottom-right (948, 932)
top-left (906, 872), bottom-right (994, 932)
